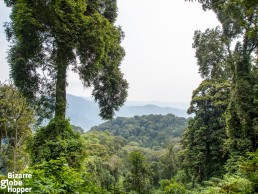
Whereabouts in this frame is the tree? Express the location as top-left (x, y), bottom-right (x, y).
top-left (181, 80), bottom-right (231, 183)
top-left (125, 150), bottom-right (151, 194)
top-left (0, 83), bottom-right (34, 173)
top-left (189, 0), bottom-right (258, 157)
top-left (192, 26), bottom-right (232, 80)
top-left (83, 131), bottom-right (126, 191)
top-left (159, 179), bottom-right (186, 194)
top-left (28, 119), bottom-right (86, 169)
top-left (189, 150), bottom-right (258, 193)
top-left (4, 0), bottom-right (128, 122)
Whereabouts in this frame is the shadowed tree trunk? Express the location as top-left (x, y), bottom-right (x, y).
top-left (55, 46), bottom-right (69, 120)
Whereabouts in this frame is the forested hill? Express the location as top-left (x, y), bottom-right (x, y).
top-left (90, 114), bottom-right (188, 148)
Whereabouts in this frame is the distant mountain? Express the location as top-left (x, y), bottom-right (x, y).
top-left (66, 94), bottom-right (188, 131)
top-left (66, 94), bottom-right (102, 130)
top-left (117, 104), bottom-right (187, 118)
top-left (81, 96), bottom-right (189, 110)
top-left (124, 101), bottom-right (189, 110)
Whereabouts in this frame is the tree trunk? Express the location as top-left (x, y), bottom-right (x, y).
top-left (55, 47), bottom-right (68, 120)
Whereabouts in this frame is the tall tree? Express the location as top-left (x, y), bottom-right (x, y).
top-left (125, 150), bottom-right (151, 194)
top-left (4, 0), bottom-right (128, 122)
top-left (188, 0), bottom-right (258, 155)
top-left (181, 80), bottom-right (230, 183)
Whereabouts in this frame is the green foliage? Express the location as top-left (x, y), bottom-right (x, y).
top-left (160, 179), bottom-right (187, 194)
top-left (225, 51), bottom-right (257, 155)
top-left (240, 150), bottom-right (258, 192)
top-left (1, 1), bottom-right (256, 193)
top-left (125, 150), bottom-right (152, 194)
top-left (189, 149), bottom-right (258, 193)
top-left (182, 0), bottom-right (258, 188)
top-left (160, 143), bottom-right (181, 181)
top-left (91, 114), bottom-right (188, 148)
top-left (181, 80), bottom-right (230, 183)
top-left (28, 119), bottom-right (85, 169)
top-left (0, 83), bottom-right (34, 173)
top-left (22, 157), bottom-right (107, 194)
top-left (83, 129), bottom-right (171, 193)
top-left (84, 116), bottom-right (188, 192)
top-left (83, 131), bottom-right (126, 191)
top-left (193, 175), bottom-right (253, 194)
top-left (193, 26), bottom-right (230, 80)
top-left (194, 0), bottom-right (258, 157)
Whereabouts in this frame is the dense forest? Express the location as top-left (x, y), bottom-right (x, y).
top-left (0, 0), bottom-right (257, 193)
top-left (91, 114), bottom-right (188, 148)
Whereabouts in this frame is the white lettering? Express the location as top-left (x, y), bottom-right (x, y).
top-left (0, 179), bottom-right (7, 189)
top-left (8, 186), bottom-right (12, 192)
top-left (8, 173), bottom-right (13, 178)
top-left (1, 172), bottom-right (33, 193)
top-left (6, 172), bottom-right (32, 179)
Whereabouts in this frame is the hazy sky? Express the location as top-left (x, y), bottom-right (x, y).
top-left (0, 1), bottom-right (219, 104)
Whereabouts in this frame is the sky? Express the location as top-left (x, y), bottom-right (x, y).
top-left (0, 0), bottom-right (220, 105)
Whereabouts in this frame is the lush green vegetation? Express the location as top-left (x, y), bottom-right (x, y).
top-left (91, 114), bottom-right (188, 149)
top-left (82, 128), bottom-right (184, 193)
top-left (0, 0), bottom-right (257, 193)
top-left (0, 83), bottom-right (34, 174)
top-left (0, 83), bottom-right (258, 193)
